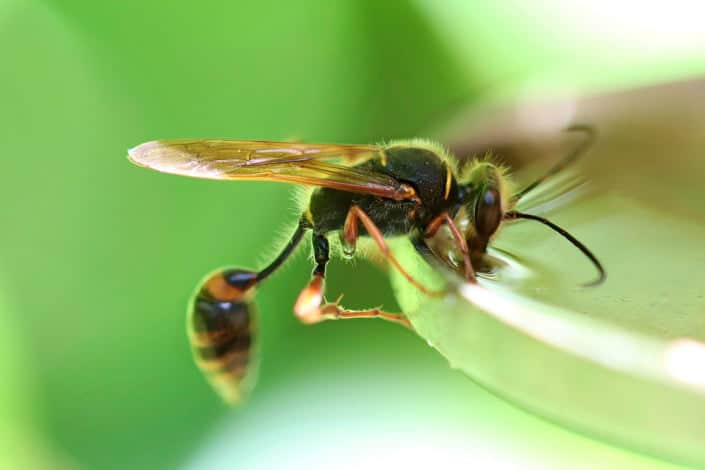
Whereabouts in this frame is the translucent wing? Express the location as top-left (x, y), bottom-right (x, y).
top-left (128, 139), bottom-right (415, 200)
top-left (444, 121), bottom-right (596, 216)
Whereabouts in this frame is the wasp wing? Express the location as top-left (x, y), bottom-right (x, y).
top-left (128, 139), bottom-right (414, 200)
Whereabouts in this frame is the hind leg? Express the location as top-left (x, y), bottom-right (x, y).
top-left (310, 300), bottom-right (412, 329)
top-left (293, 232), bottom-right (329, 321)
top-left (294, 231), bottom-right (412, 329)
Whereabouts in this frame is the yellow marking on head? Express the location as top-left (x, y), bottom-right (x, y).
top-left (459, 152), bottom-right (515, 212)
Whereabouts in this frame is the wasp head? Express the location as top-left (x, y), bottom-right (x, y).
top-left (456, 160), bottom-right (514, 256)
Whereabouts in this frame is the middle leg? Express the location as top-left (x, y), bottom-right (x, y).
top-left (342, 205), bottom-right (444, 296)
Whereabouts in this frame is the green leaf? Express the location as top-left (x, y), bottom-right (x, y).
top-left (392, 77), bottom-right (705, 467)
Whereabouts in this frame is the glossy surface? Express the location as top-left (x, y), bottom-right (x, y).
top-left (391, 78), bottom-right (705, 466)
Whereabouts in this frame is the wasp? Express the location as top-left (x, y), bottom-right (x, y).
top-left (128, 126), bottom-right (604, 403)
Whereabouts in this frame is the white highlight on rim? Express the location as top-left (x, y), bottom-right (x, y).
top-left (457, 282), bottom-right (694, 387)
top-left (664, 338), bottom-right (705, 387)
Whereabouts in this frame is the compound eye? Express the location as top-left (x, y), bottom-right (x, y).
top-left (475, 188), bottom-right (502, 238)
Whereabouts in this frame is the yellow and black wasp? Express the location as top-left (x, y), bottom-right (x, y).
top-left (128, 126), bottom-right (604, 403)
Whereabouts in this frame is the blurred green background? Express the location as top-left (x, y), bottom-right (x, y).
top-left (2, 1), bottom-right (704, 468)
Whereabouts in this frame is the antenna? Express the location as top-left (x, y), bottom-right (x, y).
top-left (513, 125), bottom-right (596, 202)
top-left (504, 210), bottom-right (605, 286)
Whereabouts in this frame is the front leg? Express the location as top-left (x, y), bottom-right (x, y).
top-left (424, 212), bottom-right (476, 282)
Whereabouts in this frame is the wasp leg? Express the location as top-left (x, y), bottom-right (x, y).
top-left (294, 229), bottom-right (414, 328)
top-left (341, 205), bottom-right (443, 297)
top-left (311, 299), bottom-right (412, 329)
top-left (513, 124), bottom-right (596, 202)
top-left (293, 233), bottom-right (330, 323)
top-left (424, 212), bottom-right (476, 281)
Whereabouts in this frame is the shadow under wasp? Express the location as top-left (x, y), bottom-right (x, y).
top-left (128, 125), bottom-right (604, 403)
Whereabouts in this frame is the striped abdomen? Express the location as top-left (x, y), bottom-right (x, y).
top-left (188, 269), bottom-right (258, 404)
